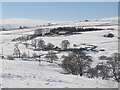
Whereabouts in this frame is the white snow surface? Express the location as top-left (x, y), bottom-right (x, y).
top-left (1, 60), bottom-right (117, 88)
top-left (0, 17), bottom-right (119, 88)
top-left (0, 18), bottom-right (63, 30)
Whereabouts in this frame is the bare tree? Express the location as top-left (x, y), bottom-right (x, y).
top-left (22, 52), bottom-right (27, 58)
top-left (31, 39), bottom-right (37, 49)
top-left (62, 51), bottom-right (92, 76)
top-left (37, 39), bottom-right (45, 50)
top-left (13, 43), bottom-right (21, 58)
top-left (38, 55), bottom-right (41, 66)
top-left (24, 41), bottom-right (30, 58)
top-left (45, 51), bottom-right (58, 63)
top-left (107, 53), bottom-right (120, 82)
top-left (61, 40), bottom-right (70, 50)
top-left (96, 63), bottom-right (110, 79)
top-left (1, 47), bottom-right (4, 59)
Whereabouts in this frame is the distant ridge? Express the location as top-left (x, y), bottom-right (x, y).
top-left (0, 18), bottom-right (62, 25)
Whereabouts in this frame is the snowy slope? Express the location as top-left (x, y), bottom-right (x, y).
top-left (2, 60), bottom-right (117, 88)
top-left (0, 17), bottom-right (119, 88)
top-left (0, 17), bottom-right (118, 30)
top-left (0, 18), bottom-right (63, 30)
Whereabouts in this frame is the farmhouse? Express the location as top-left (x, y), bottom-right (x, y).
top-left (34, 28), bottom-right (42, 36)
top-left (34, 28), bottom-right (51, 36)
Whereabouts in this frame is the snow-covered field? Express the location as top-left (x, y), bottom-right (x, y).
top-left (1, 60), bottom-right (118, 88)
top-left (0, 17), bottom-right (119, 88)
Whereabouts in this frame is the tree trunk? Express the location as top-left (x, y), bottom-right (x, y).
top-left (80, 73), bottom-right (83, 76)
top-left (79, 67), bottom-right (83, 76)
top-left (39, 56), bottom-right (41, 66)
top-left (113, 67), bottom-right (119, 82)
top-left (39, 60), bottom-right (41, 66)
top-left (35, 40), bottom-right (37, 49)
top-left (27, 48), bottom-right (29, 58)
top-left (19, 52), bottom-right (20, 58)
top-left (114, 72), bottom-right (119, 82)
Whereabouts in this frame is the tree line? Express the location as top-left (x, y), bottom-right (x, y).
top-left (50, 27), bottom-right (104, 34)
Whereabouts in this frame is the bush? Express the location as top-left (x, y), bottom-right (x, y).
top-left (46, 43), bottom-right (54, 50)
top-left (99, 49), bottom-right (105, 51)
top-left (32, 53), bottom-right (38, 58)
top-left (86, 67), bottom-right (98, 78)
top-left (7, 55), bottom-right (14, 60)
top-left (22, 52), bottom-right (27, 58)
top-left (84, 20), bottom-right (89, 22)
top-left (45, 51), bottom-right (58, 63)
top-left (86, 63), bottom-right (110, 80)
top-left (104, 33), bottom-right (114, 38)
top-left (96, 64), bottom-right (110, 80)
top-left (73, 44), bottom-right (77, 47)
top-left (106, 57), bottom-right (113, 60)
top-left (99, 55), bottom-right (107, 60)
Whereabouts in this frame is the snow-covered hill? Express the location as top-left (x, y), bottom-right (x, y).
top-left (0, 18), bottom-right (63, 30)
top-left (1, 59), bottom-right (117, 88)
top-left (0, 17), bottom-right (118, 30)
top-left (0, 17), bottom-right (119, 88)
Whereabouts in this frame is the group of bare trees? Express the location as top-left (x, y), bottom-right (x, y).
top-left (13, 42), bottom-right (29, 58)
top-left (31, 39), bottom-right (70, 50)
top-left (11, 39), bottom-right (60, 66)
top-left (62, 51), bottom-right (120, 83)
top-left (91, 53), bottom-right (120, 82)
top-left (62, 51), bottom-right (92, 76)
top-left (86, 63), bottom-right (110, 79)
top-left (107, 53), bottom-right (120, 82)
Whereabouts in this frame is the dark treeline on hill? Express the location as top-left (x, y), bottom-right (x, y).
top-left (12, 27), bottom-right (104, 42)
top-left (50, 27), bottom-right (104, 34)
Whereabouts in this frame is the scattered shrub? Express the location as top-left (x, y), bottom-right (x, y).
top-left (22, 52), bottom-right (27, 58)
top-left (99, 55), bottom-right (107, 60)
top-left (104, 33), bottom-right (114, 38)
top-left (32, 53), bottom-right (38, 58)
top-left (99, 49), bottom-right (105, 51)
top-left (7, 55), bottom-right (14, 60)
top-left (45, 51), bottom-right (58, 63)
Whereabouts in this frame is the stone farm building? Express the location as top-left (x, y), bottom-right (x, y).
top-left (34, 28), bottom-right (51, 36)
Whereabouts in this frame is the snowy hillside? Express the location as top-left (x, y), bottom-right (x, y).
top-left (0, 18), bottom-right (63, 30)
top-left (0, 17), bottom-right (118, 30)
top-left (1, 59), bottom-right (117, 88)
top-left (0, 17), bottom-right (119, 88)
